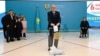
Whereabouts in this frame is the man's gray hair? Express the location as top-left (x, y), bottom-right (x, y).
top-left (51, 4), bottom-right (56, 8)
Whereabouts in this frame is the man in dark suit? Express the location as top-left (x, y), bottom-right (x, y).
top-left (2, 10), bottom-right (16, 43)
top-left (48, 5), bottom-right (61, 51)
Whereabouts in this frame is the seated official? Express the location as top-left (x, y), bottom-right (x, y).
top-left (80, 17), bottom-right (89, 37)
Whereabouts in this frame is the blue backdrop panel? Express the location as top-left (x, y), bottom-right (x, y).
top-left (6, 0), bottom-right (86, 1)
top-left (6, 1), bottom-right (86, 32)
top-left (0, 13), bottom-right (5, 28)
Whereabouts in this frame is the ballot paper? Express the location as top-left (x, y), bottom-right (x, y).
top-left (53, 26), bottom-right (58, 32)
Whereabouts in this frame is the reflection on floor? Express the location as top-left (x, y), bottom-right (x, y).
top-left (0, 29), bottom-right (100, 56)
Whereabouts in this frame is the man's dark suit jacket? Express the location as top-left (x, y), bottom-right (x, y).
top-left (2, 14), bottom-right (16, 30)
top-left (48, 11), bottom-right (61, 30)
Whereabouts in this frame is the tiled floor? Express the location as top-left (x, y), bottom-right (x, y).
top-left (0, 29), bottom-right (100, 56)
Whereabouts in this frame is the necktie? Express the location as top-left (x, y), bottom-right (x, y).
top-left (11, 16), bottom-right (13, 20)
top-left (53, 12), bottom-right (55, 16)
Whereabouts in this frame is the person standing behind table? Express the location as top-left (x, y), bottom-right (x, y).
top-left (7, 10), bottom-right (16, 42)
top-left (1, 12), bottom-right (8, 40)
top-left (13, 13), bottom-right (18, 39)
top-left (1, 10), bottom-right (16, 43)
top-left (21, 16), bottom-right (27, 40)
top-left (15, 18), bottom-right (23, 41)
top-left (48, 5), bottom-right (61, 51)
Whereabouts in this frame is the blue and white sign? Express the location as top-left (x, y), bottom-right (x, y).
top-left (87, 1), bottom-right (100, 26)
top-left (0, 1), bottom-right (5, 28)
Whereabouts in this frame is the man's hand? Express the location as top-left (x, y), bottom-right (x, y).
top-left (85, 27), bottom-right (87, 29)
top-left (51, 23), bottom-right (55, 26)
top-left (56, 23), bottom-right (60, 26)
top-left (15, 25), bottom-right (16, 28)
top-left (7, 25), bottom-right (10, 28)
top-left (82, 27), bottom-right (84, 29)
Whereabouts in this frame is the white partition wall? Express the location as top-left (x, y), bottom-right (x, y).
top-left (0, 1), bottom-right (5, 28)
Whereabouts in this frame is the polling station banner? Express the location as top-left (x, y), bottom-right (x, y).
top-left (87, 1), bottom-right (100, 27)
